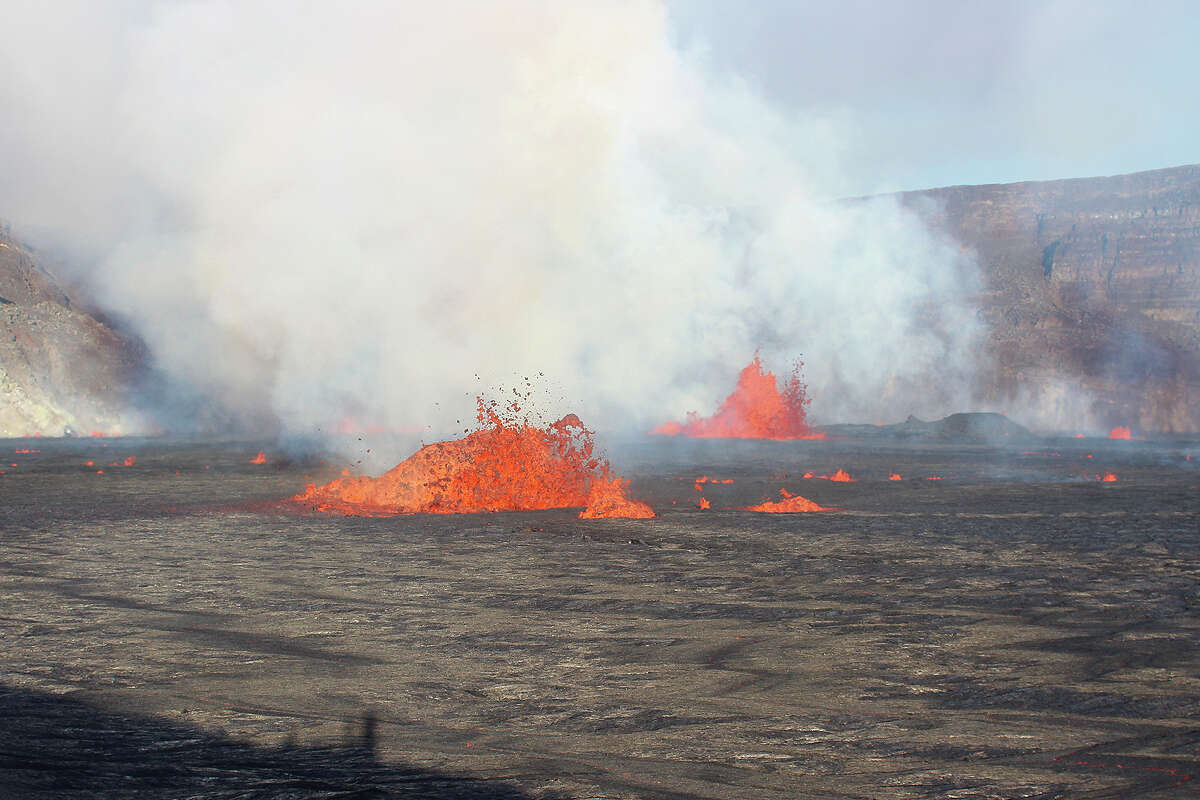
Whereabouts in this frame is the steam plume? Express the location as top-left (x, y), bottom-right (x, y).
top-left (0, 1), bottom-right (980, 436)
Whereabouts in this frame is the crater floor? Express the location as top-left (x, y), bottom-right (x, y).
top-left (1, 436), bottom-right (1198, 799)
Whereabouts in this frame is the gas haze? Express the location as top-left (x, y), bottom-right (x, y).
top-left (0, 1), bottom-right (981, 439)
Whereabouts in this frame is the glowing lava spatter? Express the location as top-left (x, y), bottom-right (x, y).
top-left (579, 476), bottom-right (656, 519)
top-left (1109, 426), bottom-right (1132, 440)
top-left (652, 355), bottom-right (824, 440)
top-left (292, 399), bottom-right (652, 518)
top-left (250, 451), bottom-right (268, 464)
top-left (743, 490), bottom-right (829, 513)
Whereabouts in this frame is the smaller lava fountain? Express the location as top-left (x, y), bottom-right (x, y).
top-left (742, 490), bottom-right (830, 513)
top-left (291, 398), bottom-right (652, 519)
top-left (652, 355), bottom-right (824, 440)
top-left (1109, 426), bottom-right (1132, 440)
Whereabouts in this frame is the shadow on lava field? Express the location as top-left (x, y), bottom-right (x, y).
top-left (1, 436), bottom-right (1198, 798)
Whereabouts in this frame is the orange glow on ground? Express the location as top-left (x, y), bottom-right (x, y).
top-left (742, 491), bottom-right (830, 513)
top-left (579, 476), bottom-right (656, 519)
top-left (292, 399), bottom-right (652, 519)
top-left (652, 355), bottom-right (824, 440)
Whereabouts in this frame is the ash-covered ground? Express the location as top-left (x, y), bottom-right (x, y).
top-left (1, 435), bottom-right (1198, 799)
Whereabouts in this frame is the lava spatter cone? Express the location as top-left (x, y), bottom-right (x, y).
top-left (291, 401), bottom-right (653, 518)
top-left (652, 354), bottom-right (825, 440)
top-left (742, 490), bottom-right (831, 513)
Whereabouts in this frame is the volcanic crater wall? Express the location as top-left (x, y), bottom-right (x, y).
top-left (3, 165), bottom-right (1200, 437)
top-left (897, 164), bottom-right (1200, 433)
top-left (0, 224), bottom-right (142, 436)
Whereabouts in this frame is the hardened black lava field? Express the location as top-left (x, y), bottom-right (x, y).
top-left (1, 435), bottom-right (1198, 799)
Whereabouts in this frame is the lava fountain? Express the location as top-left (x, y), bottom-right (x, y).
top-left (652, 355), bottom-right (824, 440)
top-left (290, 398), bottom-right (653, 518)
top-left (742, 490), bottom-right (830, 513)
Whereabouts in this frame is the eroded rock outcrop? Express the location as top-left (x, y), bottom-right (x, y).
top-left (898, 164), bottom-right (1200, 432)
top-left (0, 225), bottom-right (143, 436)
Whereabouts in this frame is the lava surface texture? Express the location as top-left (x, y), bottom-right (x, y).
top-left (1, 435), bottom-right (1198, 799)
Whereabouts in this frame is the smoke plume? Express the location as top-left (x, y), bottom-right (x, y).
top-left (0, 1), bottom-right (981, 438)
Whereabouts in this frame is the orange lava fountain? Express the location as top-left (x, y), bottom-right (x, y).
top-left (888, 473), bottom-right (902, 481)
top-left (652, 355), bottom-right (824, 440)
top-left (578, 476), bottom-right (656, 519)
top-left (291, 400), bottom-right (652, 519)
top-left (1109, 426), bottom-right (1132, 440)
top-left (250, 451), bottom-right (268, 464)
top-left (827, 468), bottom-right (855, 482)
top-left (742, 490), bottom-right (830, 513)
top-left (1100, 472), bottom-right (1117, 482)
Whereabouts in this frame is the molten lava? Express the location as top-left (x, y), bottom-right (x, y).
top-left (888, 473), bottom-right (902, 481)
top-left (827, 468), bottom-right (855, 482)
top-left (292, 400), bottom-right (652, 518)
top-left (250, 451), bottom-right (268, 465)
top-left (743, 490), bottom-right (829, 513)
top-left (1109, 426), bottom-right (1132, 440)
top-left (578, 476), bottom-right (656, 519)
top-left (1100, 472), bottom-right (1117, 482)
top-left (652, 355), bottom-right (824, 440)
top-left (698, 497), bottom-right (711, 510)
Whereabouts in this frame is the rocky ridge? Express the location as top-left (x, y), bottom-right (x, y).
top-left (0, 224), bottom-right (142, 436)
top-left (897, 163), bottom-right (1200, 432)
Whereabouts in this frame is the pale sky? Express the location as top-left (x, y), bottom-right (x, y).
top-left (667, 0), bottom-right (1200, 194)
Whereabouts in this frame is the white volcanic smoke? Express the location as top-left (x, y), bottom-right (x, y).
top-left (0, 1), bottom-right (979, 436)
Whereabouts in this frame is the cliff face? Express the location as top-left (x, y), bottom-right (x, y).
top-left (0, 227), bottom-right (144, 436)
top-left (4, 166), bottom-right (1199, 437)
top-left (898, 164), bottom-right (1200, 433)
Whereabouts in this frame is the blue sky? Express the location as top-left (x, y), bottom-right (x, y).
top-left (668, 0), bottom-right (1200, 194)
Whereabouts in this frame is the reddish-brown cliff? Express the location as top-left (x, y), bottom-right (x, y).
top-left (898, 164), bottom-right (1200, 432)
top-left (0, 225), bottom-right (143, 436)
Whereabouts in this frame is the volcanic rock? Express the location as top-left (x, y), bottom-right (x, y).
top-left (895, 164), bottom-right (1200, 433)
top-left (822, 411), bottom-right (1033, 442)
top-left (0, 224), bottom-right (143, 436)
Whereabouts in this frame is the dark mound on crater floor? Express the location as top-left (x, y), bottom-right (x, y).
top-left (822, 411), bottom-right (1034, 442)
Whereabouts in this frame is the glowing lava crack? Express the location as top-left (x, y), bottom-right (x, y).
top-left (291, 402), bottom-right (653, 518)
